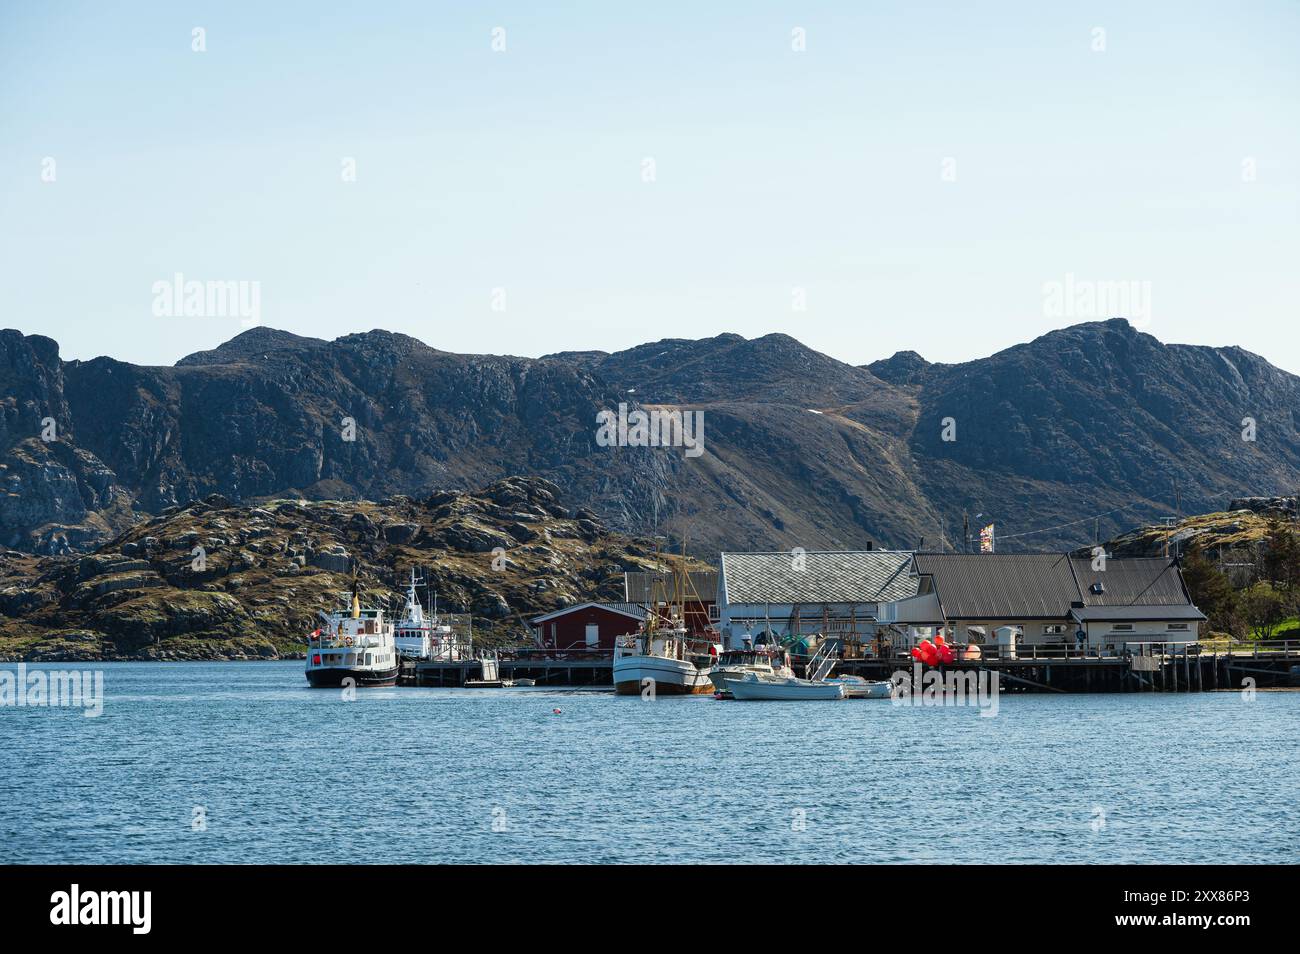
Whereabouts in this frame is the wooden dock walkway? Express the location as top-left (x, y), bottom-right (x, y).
top-left (402, 640), bottom-right (1300, 692)
top-left (407, 656), bottom-right (612, 687)
top-left (836, 643), bottom-right (1300, 693)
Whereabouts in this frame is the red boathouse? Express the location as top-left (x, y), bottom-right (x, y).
top-left (530, 602), bottom-right (647, 652)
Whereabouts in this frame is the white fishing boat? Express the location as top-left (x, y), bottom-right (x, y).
top-left (305, 581), bottom-right (399, 688)
top-left (392, 568), bottom-right (468, 661)
top-left (613, 613), bottom-right (716, 695)
top-left (613, 554), bottom-right (718, 696)
top-left (727, 671), bottom-right (846, 701)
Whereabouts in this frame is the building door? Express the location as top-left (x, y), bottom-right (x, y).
top-left (585, 624), bottom-right (600, 647)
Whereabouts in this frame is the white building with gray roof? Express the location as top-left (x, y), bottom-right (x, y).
top-left (878, 553), bottom-right (1206, 653)
top-left (715, 550), bottom-right (920, 651)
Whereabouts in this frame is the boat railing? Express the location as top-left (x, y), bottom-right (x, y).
top-left (313, 632), bottom-right (388, 650)
top-left (806, 643), bottom-right (839, 682)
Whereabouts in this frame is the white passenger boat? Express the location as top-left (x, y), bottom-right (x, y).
top-left (393, 568), bottom-right (468, 661)
top-left (727, 671), bottom-right (846, 701)
top-left (305, 583), bottom-right (399, 688)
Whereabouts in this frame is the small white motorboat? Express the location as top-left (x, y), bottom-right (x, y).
top-left (708, 647), bottom-right (795, 695)
top-left (727, 671), bottom-right (846, 701)
top-left (825, 675), bottom-right (893, 699)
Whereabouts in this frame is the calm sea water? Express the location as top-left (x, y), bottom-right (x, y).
top-left (2, 662), bottom-right (1296, 864)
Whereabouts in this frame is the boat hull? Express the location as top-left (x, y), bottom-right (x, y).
top-left (728, 676), bottom-right (845, 701)
top-left (613, 655), bottom-right (714, 695)
top-left (827, 677), bottom-right (894, 699)
top-left (709, 668), bottom-right (759, 693)
top-left (305, 665), bottom-right (400, 688)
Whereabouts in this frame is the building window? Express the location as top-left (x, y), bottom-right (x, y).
top-left (1112, 624), bottom-right (1133, 632)
top-left (708, 604), bottom-right (720, 622)
top-left (1044, 624), bottom-right (1067, 635)
top-left (1168, 622), bottom-right (1189, 631)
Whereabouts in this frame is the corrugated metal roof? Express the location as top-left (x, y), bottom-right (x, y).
top-left (1069, 557), bottom-right (1190, 606)
top-left (624, 570), bottom-right (718, 603)
top-left (720, 551), bottom-right (918, 605)
top-left (914, 553), bottom-right (1199, 620)
top-left (913, 553), bottom-right (1082, 619)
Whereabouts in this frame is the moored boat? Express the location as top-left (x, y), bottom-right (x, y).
top-left (825, 674), bottom-right (893, 699)
top-left (727, 671), bottom-right (846, 701)
top-left (305, 582), bottom-right (399, 688)
top-left (393, 568), bottom-right (468, 661)
top-left (613, 617), bottom-right (716, 695)
top-left (613, 548), bottom-right (719, 696)
top-left (708, 647), bottom-right (795, 696)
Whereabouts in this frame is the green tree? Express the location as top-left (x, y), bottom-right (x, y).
top-left (1240, 581), bottom-right (1286, 639)
top-left (1180, 542), bottom-right (1240, 635)
top-left (1262, 515), bottom-right (1300, 589)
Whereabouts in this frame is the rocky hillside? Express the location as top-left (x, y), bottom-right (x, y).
top-left (5, 319), bottom-right (1300, 556)
top-left (0, 477), bottom-right (686, 661)
top-left (1103, 496), bottom-right (1300, 559)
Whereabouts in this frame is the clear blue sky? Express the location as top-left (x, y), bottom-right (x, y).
top-left (2, 1), bottom-right (1297, 370)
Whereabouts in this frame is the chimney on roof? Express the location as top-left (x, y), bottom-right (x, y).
top-left (865, 540), bottom-right (873, 551)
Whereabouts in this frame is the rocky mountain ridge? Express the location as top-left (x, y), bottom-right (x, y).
top-left (4, 318), bottom-right (1300, 558)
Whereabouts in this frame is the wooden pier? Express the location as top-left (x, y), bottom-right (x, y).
top-left (400, 641), bottom-right (1300, 692)
top-left (835, 641), bottom-right (1300, 693)
top-left (404, 650), bottom-right (615, 688)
